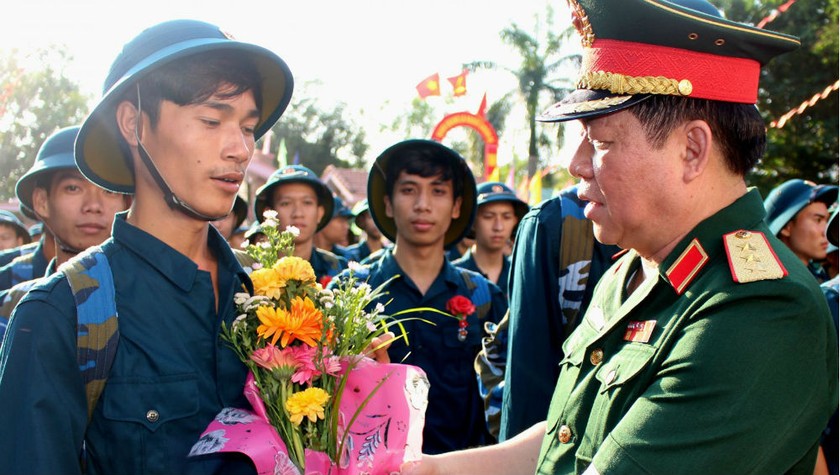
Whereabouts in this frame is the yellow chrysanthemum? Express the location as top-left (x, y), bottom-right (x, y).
top-left (250, 267), bottom-right (286, 299)
top-left (274, 256), bottom-right (316, 284)
top-left (285, 387), bottom-right (330, 425)
top-left (255, 296), bottom-right (324, 347)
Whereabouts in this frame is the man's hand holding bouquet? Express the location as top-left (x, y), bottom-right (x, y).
top-left (190, 211), bottom-right (429, 475)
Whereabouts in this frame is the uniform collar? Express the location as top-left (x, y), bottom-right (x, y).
top-left (112, 212), bottom-right (247, 292)
top-left (659, 188), bottom-right (767, 294)
top-left (377, 248), bottom-right (462, 288)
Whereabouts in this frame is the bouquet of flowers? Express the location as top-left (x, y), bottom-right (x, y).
top-left (190, 211), bottom-right (429, 474)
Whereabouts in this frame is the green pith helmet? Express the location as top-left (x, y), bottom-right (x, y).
top-left (465, 181), bottom-right (530, 240)
top-left (75, 19), bottom-right (294, 194)
top-left (764, 179), bottom-right (838, 236)
top-left (537, 0), bottom-right (799, 123)
top-left (0, 210), bottom-right (31, 244)
top-left (16, 126), bottom-right (81, 220)
top-left (332, 196), bottom-right (353, 218)
top-left (367, 139), bottom-right (477, 247)
top-left (253, 165), bottom-right (334, 230)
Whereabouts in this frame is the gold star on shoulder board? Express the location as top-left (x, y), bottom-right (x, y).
top-left (724, 230), bottom-right (787, 283)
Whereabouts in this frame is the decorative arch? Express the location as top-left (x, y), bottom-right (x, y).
top-left (431, 111), bottom-right (499, 180)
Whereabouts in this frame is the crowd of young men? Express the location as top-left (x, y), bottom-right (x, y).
top-left (0, 0), bottom-right (835, 474)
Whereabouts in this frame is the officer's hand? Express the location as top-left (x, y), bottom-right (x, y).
top-left (365, 331), bottom-right (394, 364)
top-left (400, 456), bottom-right (437, 475)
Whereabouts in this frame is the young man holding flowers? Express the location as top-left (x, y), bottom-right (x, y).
top-left (332, 139), bottom-right (507, 454)
top-left (0, 19), bottom-right (294, 474)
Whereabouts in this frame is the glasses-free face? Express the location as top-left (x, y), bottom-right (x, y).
top-left (384, 172), bottom-right (461, 249)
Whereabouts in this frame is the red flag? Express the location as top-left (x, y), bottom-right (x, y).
top-left (416, 73), bottom-right (441, 99)
top-left (447, 70), bottom-right (468, 96)
top-left (477, 92), bottom-right (488, 117)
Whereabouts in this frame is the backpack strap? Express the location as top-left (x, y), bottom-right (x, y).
top-left (8, 251), bottom-right (36, 286)
top-left (457, 267), bottom-right (491, 321)
top-left (59, 246), bottom-right (118, 423)
top-left (557, 189), bottom-right (595, 335)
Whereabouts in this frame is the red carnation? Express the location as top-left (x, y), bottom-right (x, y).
top-left (446, 295), bottom-right (475, 317)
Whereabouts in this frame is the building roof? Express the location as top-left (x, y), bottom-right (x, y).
top-left (321, 165), bottom-right (368, 206)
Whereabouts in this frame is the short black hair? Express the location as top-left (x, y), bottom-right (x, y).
top-left (131, 49), bottom-right (263, 128)
top-left (384, 144), bottom-right (468, 200)
top-left (629, 95), bottom-right (766, 177)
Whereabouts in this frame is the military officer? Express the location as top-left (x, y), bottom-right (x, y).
top-left (253, 164), bottom-right (347, 285)
top-left (332, 139), bottom-right (507, 454)
top-left (400, 0), bottom-right (837, 473)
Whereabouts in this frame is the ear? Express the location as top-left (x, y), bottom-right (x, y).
top-left (115, 100), bottom-right (141, 146)
top-left (451, 196), bottom-right (462, 220)
top-left (779, 221), bottom-right (794, 238)
top-left (682, 120), bottom-right (713, 183)
top-left (316, 205), bottom-right (325, 225)
top-left (384, 195), bottom-right (394, 218)
top-left (32, 187), bottom-right (51, 220)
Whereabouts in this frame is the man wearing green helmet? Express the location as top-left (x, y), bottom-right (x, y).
top-left (253, 164), bottom-right (348, 285)
top-left (0, 126), bottom-right (129, 292)
top-left (0, 210), bottom-right (30, 251)
top-left (333, 139), bottom-right (507, 454)
top-left (0, 19), bottom-right (294, 474)
top-left (400, 0), bottom-right (835, 473)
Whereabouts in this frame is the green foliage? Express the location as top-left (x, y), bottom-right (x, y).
top-left (0, 46), bottom-right (90, 201)
top-left (719, 0), bottom-right (839, 194)
top-left (265, 82), bottom-right (369, 174)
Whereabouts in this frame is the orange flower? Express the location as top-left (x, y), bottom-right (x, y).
top-left (274, 256), bottom-right (316, 284)
top-left (256, 296), bottom-right (324, 347)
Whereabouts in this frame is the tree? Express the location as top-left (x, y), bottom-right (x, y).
top-left (719, 0), bottom-right (839, 194)
top-left (466, 5), bottom-right (580, 179)
top-left (0, 46), bottom-right (90, 202)
top-left (264, 81), bottom-right (369, 175)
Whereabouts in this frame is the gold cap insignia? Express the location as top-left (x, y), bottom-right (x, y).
top-left (724, 230), bottom-right (787, 283)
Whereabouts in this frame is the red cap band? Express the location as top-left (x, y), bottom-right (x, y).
top-left (581, 39), bottom-right (761, 103)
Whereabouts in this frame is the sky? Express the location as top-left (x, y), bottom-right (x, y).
top-left (0, 0), bottom-right (581, 169)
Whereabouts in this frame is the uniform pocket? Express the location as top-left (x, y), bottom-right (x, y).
top-left (102, 374), bottom-right (199, 432)
top-left (595, 343), bottom-right (655, 393)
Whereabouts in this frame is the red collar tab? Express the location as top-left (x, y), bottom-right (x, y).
top-left (580, 39), bottom-right (760, 103)
top-left (666, 239), bottom-right (709, 295)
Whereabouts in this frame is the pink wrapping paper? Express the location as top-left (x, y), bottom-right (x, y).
top-left (190, 359), bottom-right (429, 475)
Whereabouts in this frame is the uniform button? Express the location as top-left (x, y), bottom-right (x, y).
top-left (589, 348), bottom-right (604, 365)
top-left (146, 409), bottom-right (160, 423)
top-left (557, 425), bottom-right (572, 444)
top-left (605, 369), bottom-right (617, 384)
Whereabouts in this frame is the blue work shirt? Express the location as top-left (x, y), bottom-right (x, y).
top-left (0, 239), bottom-right (48, 292)
top-left (0, 241), bottom-right (38, 268)
top-left (452, 248), bottom-right (512, 297)
top-left (0, 213), bottom-right (255, 475)
top-left (310, 247), bottom-right (347, 286)
top-left (333, 249), bottom-right (507, 454)
top-left (500, 188), bottom-right (619, 440)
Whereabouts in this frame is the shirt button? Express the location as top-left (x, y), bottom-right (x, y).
top-left (557, 425), bottom-right (572, 444)
top-left (589, 348), bottom-right (604, 365)
top-left (146, 409), bottom-right (160, 423)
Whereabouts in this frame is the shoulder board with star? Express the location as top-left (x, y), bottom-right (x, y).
top-left (723, 230), bottom-right (787, 283)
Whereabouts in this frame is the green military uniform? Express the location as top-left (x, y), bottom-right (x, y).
top-left (536, 190), bottom-right (838, 474)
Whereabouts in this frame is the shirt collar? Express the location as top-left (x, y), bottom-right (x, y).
top-left (112, 212), bottom-right (247, 292)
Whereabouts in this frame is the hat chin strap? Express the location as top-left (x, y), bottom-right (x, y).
top-left (134, 85), bottom-right (228, 222)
